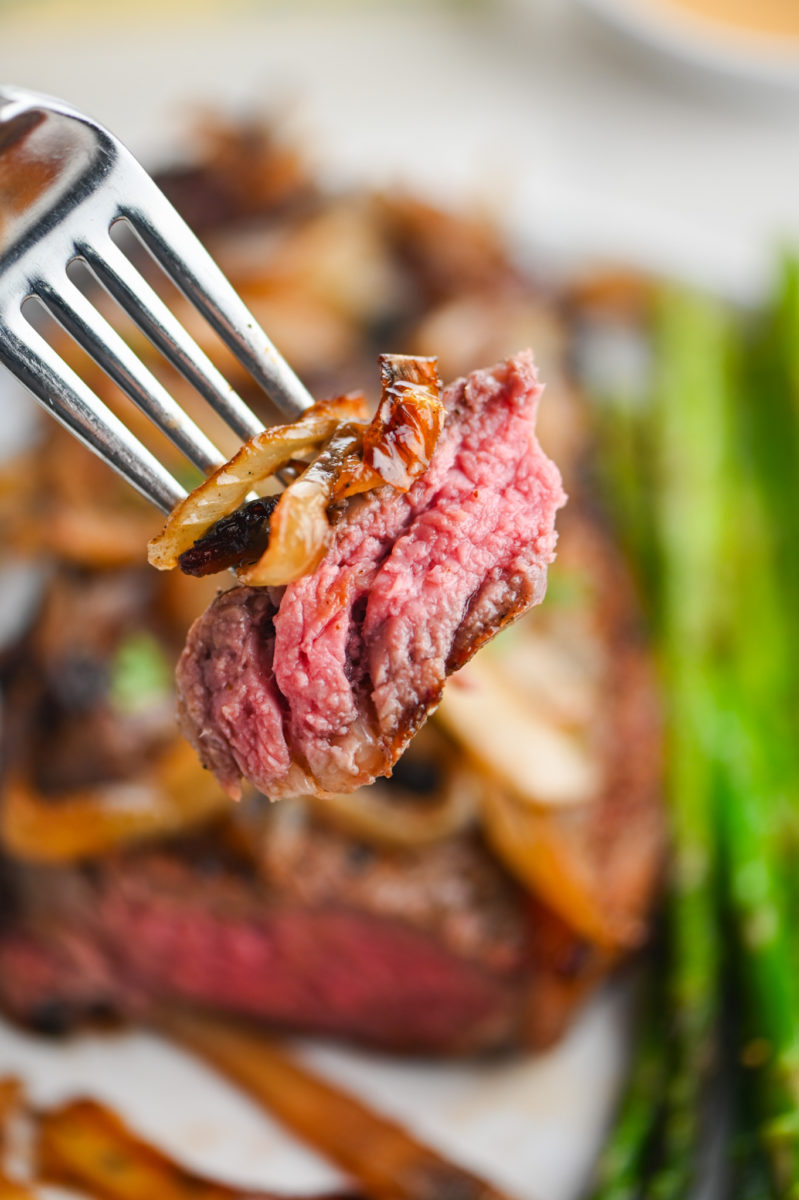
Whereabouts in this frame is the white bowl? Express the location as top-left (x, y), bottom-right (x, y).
top-left (578, 0), bottom-right (799, 95)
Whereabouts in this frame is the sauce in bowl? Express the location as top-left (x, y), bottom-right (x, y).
top-left (648, 0), bottom-right (799, 40)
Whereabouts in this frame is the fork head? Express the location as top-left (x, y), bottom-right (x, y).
top-left (0, 87), bottom-right (116, 270)
top-left (0, 86), bottom-right (313, 513)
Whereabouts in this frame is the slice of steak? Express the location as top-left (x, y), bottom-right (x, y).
top-left (177, 351), bottom-right (565, 800)
top-left (0, 819), bottom-right (598, 1054)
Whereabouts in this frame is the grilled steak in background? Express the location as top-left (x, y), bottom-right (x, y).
top-left (0, 818), bottom-right (606, 1053)
top-left (178, 352), bottom-right (565, 801)
top-left (0, 561), bottom-right (605, 1052)
top-left (0, 494), bottom-right (659, 1053)
top-left (0, 122), bottom-right (663, 1055)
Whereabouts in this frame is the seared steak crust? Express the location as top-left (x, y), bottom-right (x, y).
top-left (177, 352), bottom-right (565, 799)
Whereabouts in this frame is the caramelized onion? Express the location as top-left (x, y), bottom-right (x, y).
top-left (364, 355), bottom-right (444, 490)
top-left (149, 355), bottom-right (445, 587)
top-left (178, 495), bottom-right (280, 577)
top-left (0, 1077), bottom-right (28, 1200)
top-left (0, 1077), bottom-right (23, 1152)
top-left (436, 655), bottom-right (599, 810)
top-left (304, 785), bottom-right (475, 848)
top-left (303, 728), bottom-right (478, 847)
top-left (162, 1011), bottom-right (514, 1200)
top-left (237, 424), bottom-right (364, 587)
top-left (36, 1097), bottom-right (322, 1200)
top-left (481, 785), bottom-right (646, 950)
top-left (147, 394), bottom-right (368, 571)
top-left (320, 355), bottom-right (444, 502)
top-left (0, 740), bottom-right (229, 863)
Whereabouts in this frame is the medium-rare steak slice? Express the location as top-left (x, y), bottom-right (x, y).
top-left (177, 351), bottom-right (565, 800)
top-left (0, 818), bottom-right (603, 1053)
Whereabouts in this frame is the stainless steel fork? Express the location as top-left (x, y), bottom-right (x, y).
top-left (0, 86), bottom-right (313, 513)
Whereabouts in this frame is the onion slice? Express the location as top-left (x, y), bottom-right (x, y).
top-left (480, 784), bottom-right (644, 949)
top-left (237, 423), bottom-right (364, 587)
top-left (303, 727), bottom-right (479, 847)
top-left (0, 740), bottom-right (229, 863)
top-left (148, 356), bottom-right (445, 587)
top-left (147, 394), bottom-right (368, 570)
top-left (365, 354), bottom-right (444, 490)
top-left (436, 655), bottom-right (599, 810)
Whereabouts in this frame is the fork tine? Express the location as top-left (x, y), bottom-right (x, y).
top-left (79, 234), bottom-right (265, 442)
top-left (32, 273), bottom-right (225, 476)
top-left (122, 171), bottom-right (314, 422)
top-left (0, 310), bottom-right (186, 514)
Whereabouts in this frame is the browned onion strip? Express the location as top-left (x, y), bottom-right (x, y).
top-left (149, 356), bottom-right (444, 586)
top-left (328, 451), bottom-right (383, 502)
top-left (479, 784), bottom-right (639, 949)
top-left (237, 424), bottom-right (365, 587)
top-left (436, 655), bottom-right (599, 811)
top-left (0, 740), bottom-right (230, 863)
top-left (147, 394), bottom-right (368, 570)
top-left (0, 1078), bottom-right (24, 1154)
top-left (36, 1097), bottom-right (330, 1200)
top-left (304, 769), bottom-right (478, 848)
top-left (160, 1011), bottom-right (514, 1200)
top-left (0, 1078), bottom-right (33, 1200)
top-left (324, 355), bottom-right (443, 502)
top-left (364, 354), bottom-right (444, 491)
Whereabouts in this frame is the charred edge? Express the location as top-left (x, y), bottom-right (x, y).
top-left (178, 496), bottom-right (280, 577)
top-left (384, 687), bottom-right (446, 767)
top-left (446, 579), bottom-right (533, 675)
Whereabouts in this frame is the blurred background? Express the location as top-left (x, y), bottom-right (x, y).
top-left (1, 0), bottom-right (799, 298)
top-left (2, 3), bottom-right (799, 1198)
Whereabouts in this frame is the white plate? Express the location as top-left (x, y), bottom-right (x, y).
top-left (0, 994), bottom-right (628, 1200)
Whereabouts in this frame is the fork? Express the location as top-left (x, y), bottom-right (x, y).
top-left (0, 86), bottom-right (314, 514)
